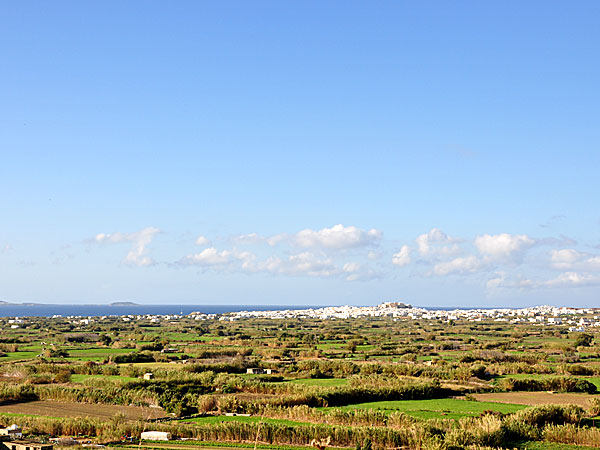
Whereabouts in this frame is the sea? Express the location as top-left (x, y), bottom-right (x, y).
top-left (0, 303), bottom-right (495, 318)
top-left (0, 304), bottom-right (314, 318)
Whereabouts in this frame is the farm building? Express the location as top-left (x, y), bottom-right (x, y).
top-left (143, 372), bottom-right (154, 380)
top-left (0, 425), bottom-right (52, 450)
top-left (140, 431), bottom-right (171, 441)
top-left (0, 441), bottom-right (53, 450)
top-left (0, 425), bottom-right (22, 439)
top-left (246, 368), bottom-right (272, 375)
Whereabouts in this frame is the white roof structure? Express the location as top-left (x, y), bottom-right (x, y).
top-left (140, 431), bottom-right (171, 441)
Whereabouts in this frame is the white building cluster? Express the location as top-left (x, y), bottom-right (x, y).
top-left (3, 304), bottom-right (598, 330)
top-left (219, 303), bottom-right (600, 329)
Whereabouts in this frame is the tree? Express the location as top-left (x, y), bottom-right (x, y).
top-left (574, 333), bottom-right (593, 347)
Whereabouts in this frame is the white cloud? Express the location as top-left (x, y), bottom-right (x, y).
top-left (475, 233), bottom-right (535, 261)
top-left (250, 252), bottom-right (339, 278)
top-left (550, 249), bottom-right (586, 269)
top-left (486, 272), bottom-right (533, 290)
top-left (416, 228), bottom-right (460, 256)
top-left (392, 245), bottom-right (411, 267)
top-left (248, 254), bottom-right (379, 281)
top-left (367, 251), bottom-right (380, 260)
top-left (179, 224), bottom-right (383, 281)
top-left (180, 245), bottom-right (380, 281)
top-left (95, 227), bottom-right (160, 267)
top-left (233, 232), bottom-right (286, 246)
top-left (541, 272), bottom-right (600, 288)
top-left (433, 255), bottom-right (483, 276)
top-left (548, 249), bottom-right (600, 273)
top-left (342, 262), bottom-right (382, 281)
top-left (588, 256), bottom-right (600, 267)
top-left (233, 233), bottom-right (263, 245)
top-left (232, 224), bottom-right (381, 251)
top-left (182, 247), bottom-right (232, 267)
top-left (195, 235), bottom-right (211, 246)
top-left (294, 224), bottom-right (382, 250)
top-left (343, 262), bottom-right (362, 273)
top-left (174, 225), bottom-right (600, 290)
top-left (487, 271), bottom-right (600, 290)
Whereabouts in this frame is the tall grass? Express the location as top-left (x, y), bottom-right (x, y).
top-left (544, 423), bottom-right (600, 447)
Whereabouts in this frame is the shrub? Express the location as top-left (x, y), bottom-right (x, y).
top-left (197, 395), bottom-right (218, 413)
top-left (111, 352), bottom-right (155, 364)
top-left (511, 405), bottom-right (584, 427)
top-left (500, 376), bottom-right (597, 394)
top-left (587, 397), bottom-right (600, 416)
top-left (566, 364), bottom-right (594, 376)
top-left (544, 423), bottom-right (600, 447)
top-left (574, 333), bottom-right (593, 347)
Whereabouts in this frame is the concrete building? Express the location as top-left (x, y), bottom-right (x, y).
top-left (1, 441), bottom-right (53, 450)
top-left (0, 427), bottom-right (52, 450)
top-left (140, 431), bottom-right (171, 441)
top-left (0, 426), bottom-right (22, 439)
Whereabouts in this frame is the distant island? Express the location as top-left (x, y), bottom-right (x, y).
top-left (109, 302), bottom-right (140, 306)
top-left (0, 301), bottom-right (41, 306)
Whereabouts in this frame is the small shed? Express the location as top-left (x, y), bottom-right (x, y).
top-left (246, 368), bottom-right (272, 375)
top-left (140, 431), bottom-right (171, 441)
top-left (143, 372), bottom-right (154, 380)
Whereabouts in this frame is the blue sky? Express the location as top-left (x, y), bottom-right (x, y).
top-left (1, 1), bottom-right (599, 306)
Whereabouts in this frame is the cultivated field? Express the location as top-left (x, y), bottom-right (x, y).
top-left (473, 392), bottom-right (599, 408)
top-left (0, 400), bottom-right (166, 420)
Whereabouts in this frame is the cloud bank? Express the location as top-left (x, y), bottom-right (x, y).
top-left (88, 223), bottom-right (600, 292)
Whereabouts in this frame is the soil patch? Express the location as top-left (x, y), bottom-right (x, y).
top-left (472, 392), bottom-right (597, 408)
top-left (0, 400), bottom-right (166, 420)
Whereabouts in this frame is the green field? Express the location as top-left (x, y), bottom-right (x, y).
top-left (334, 398), bottom-right (526, 419)
top-left (180, 415), bottom-right (312, 427)
top-left (71, 374), bottom-right (139, 383)
top-left (286, 378), bottom-right (348, 387)
top-left (523, 442), bottom-right (599, 450)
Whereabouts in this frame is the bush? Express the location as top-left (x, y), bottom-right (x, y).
top-left (511, 405), bottom-right (584, 427)
top-left (574, 333), bottom-right (593, 347)
top-left (587, 397), bottom-right (600, 416)
top-left (218, 395), bottom-right (242, 413)
top-left (470, 365), bottom-right (488, 379)
top-left (197, 395), bottom-right (218, 413)
top-left (566, 364), bottom-right (594, 376)
top-left (500, 376), bottom-right (597, 394)
top-left (544, 423), bottom-right (600, 447)
top-left (111, 352), bottom-right (155, 364)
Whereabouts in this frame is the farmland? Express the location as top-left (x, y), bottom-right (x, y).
top-left (1, 309), bottom-right (600, 449)
top-left (0, 400), bottom-right (165, 420)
